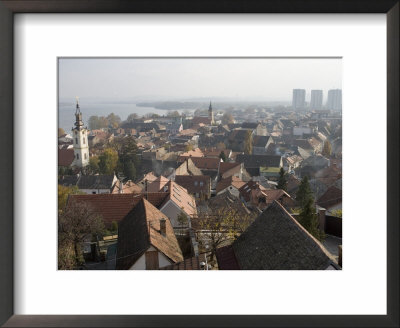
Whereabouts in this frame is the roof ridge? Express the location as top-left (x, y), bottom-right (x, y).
top-left (270, 201), bottom-right (337, 263)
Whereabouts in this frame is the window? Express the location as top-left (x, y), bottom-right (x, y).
top-left (84, 153), bottom-right (87, 159)
top-left (83, 137), bottom-right (85, 144)
top-left (200, 181), bottom-right (204, 187)
top-left (76, 153), bottom-right (79, 160)
top-left (75, 138), bottom-right (78, 144)
top-left (194, 181), bottom-right (198, 187)
top-left (145, 251), bottom-right (159, 270)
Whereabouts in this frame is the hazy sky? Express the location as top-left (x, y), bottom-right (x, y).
top-left (59, 58), bottom-right (342, 102)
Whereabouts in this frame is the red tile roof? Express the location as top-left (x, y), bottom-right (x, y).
top-left (216, 176), bottom-right (245, 194)
top-left (116, 199), bottom-right (183, 269)
top-left (58, 148), bottom-right (75, 167)
top-left (179, 157), bottom-right (221, 170)
top-left (317, 186), bottom-right (342, 209)
top-left (67, 193), bottom-right (168, 226)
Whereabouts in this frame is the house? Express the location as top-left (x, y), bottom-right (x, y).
top-left (317, 186), bottom-right (342, 215)
top-left (136, 172), bottom-right (158, 191)
top-left (252, 136), bottom-right (273, 155)
top-left (216, 176), bottom-right (246, 197)
top-left (58, 148), bottom-right (75, 167)
top-left (178, 157), bottom-right (221, 172)
top-left (174, 158), bottom-right (203, 176)
top-left (236, 154), bottom-right (282, 177)
top-left (159, 254), bottom-right (207, 270)
top-left (66, 193), bottom-right (169, 227)
top-left (158, 181), bottom-right (197, 228)
top-left (111, 180), bottom-right (142, 194)
top-left (219, 162), bottom-right (250, 181)
top-left (116, 198), bottom-right (183, 270)
top-left (283, 155), bottom-right (303, 172)
top-left (147, 175), bottom-right (170, 192)
top-left (239, 181), bottom-right (267, 204)
top-left (59, 174), bottom-right (118, 194)
top-left (175, 175), bottom-right (211, 199)
top-left (216, 201), bottom-right (339, 270)
top-left (205, 190), bottom-right (251, 218)
top-left (191, 116), bottom-right (212, 126)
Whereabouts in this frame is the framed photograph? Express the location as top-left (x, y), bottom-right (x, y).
top-left (0, 1), bottom-right (398, 327)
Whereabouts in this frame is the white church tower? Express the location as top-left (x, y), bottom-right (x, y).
top-left (72, 98), bottom-right (89, 168)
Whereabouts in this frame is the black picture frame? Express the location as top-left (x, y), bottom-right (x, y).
top-left (0, 1), bottom-right (398, 327)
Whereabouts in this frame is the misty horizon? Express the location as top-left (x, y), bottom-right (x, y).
top-left (59, 58), bottom-right (342, 102)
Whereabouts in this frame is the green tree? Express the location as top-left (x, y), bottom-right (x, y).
top-left (277, 167), bottom-right (288, 191)
top-left (89, 156), bottom-right (100, 174)
top-left (99, 148), bottom-right (119, 174)
top-left (111, 220), bottom-right (118, 233)
top-left (167, 110), bottom-right (180, 117)
top-left (126, 113), bottom-right (139, 122)
top-left (221, 112), bottom-right (234, 125)
top-left (296, 176), bottom-right (313, 208)
top-left (330, 209), bottom-right (342, 218)
top-left (58, 127), bottom-right (66, 137)
top-left (219, 151), bottom-right (227, 162)
top-left (185, 144), bottom-right (194, 152)
top-left (58, 200), bottom-right (105, 268)
top-left (298, 198), bottom-right (325, 241)
top-left (244, 130), bottom-right (253, 155)
top-left (107, 113), bottom-right (121, 129)
top-left (88, 115), bottom-right (108, 130)
top-left (177, 210), bottom-right (188, 231)
top-left (322, 140), bottom-right (332, 156)
top-left (118, 136), bottom-right (140, 180)
top-left (58, 185), bottom-right (83, 214)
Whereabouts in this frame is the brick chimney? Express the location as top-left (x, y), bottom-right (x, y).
top-left (160, 218), bottom-right (166, 236)
top-left (317, 206), bottom-right (326, 232)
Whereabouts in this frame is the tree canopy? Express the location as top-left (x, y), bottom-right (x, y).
top-left (298, 198), bottom-right (325, 241)
top-left (244, 130), bottom-right (253, 155)
top-left (99, 148), bottom-right (119, 175)
top-left (221, 112), bottom-right (234, 125)
top-left (58, 200), bottom-right (104, 269)
top-left (296, 176), bottom-right (313, 208)
top-left (277, 167), bottom-right (288, 191)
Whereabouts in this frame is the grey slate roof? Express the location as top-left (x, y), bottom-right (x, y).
top-left (236, 154), bottom-right (282, 168)
top-left (231, 201), bottom-right (335, 270)
top-left (253, 136), bottom-right (271, 148)
top-left (77, 175), bottom-right (116, 189)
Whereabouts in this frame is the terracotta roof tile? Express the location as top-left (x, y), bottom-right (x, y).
top-left (58, 148), bottom-right (75, 167)
top-left (116, 199), bottom-right (184, 270)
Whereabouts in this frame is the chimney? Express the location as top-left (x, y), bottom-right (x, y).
top-left (144, 179), bottom-right (148, 192)
top-left (160, 218), bottom-right (166, 236)
top-left (317, 206), bottom-right (326, 232)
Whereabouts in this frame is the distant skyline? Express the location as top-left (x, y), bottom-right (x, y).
top-left (59, 58), bottom-right (342, 102)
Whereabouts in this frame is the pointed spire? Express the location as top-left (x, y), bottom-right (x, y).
top-left (209, 101), bottom-right (212, 111)
top-left (74, 96), bottom-right (83, 129)
top-left (75, 96), bottom-right (81, 114)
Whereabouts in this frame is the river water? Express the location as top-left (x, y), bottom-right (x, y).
top-left (58, 102), bottom-right (184, 133)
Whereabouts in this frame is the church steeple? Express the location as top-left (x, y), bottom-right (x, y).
top-left (208, 101), bottom-right (214, 125)
top-left (72, 97), bottom-right (89, 168)
top-left (74, 97), bottom-right (84, 130)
